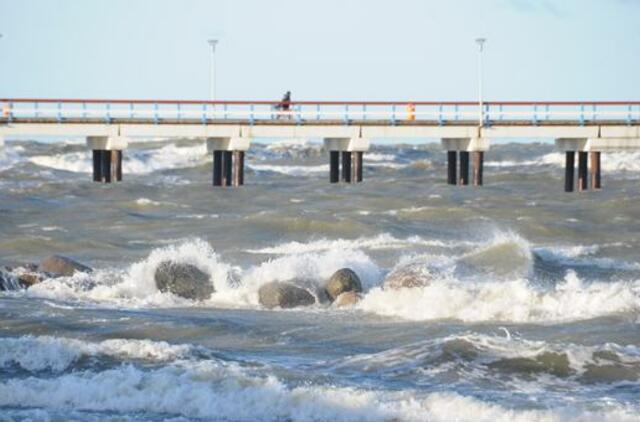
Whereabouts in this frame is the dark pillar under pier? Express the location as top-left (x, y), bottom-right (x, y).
top-left (233, 151), bottom-right (245, 186)
top-left (113, 150), bottom-right (122, 182)
top-left (590, 151), bottom-right (601, 190)
top-left (92, 150), bottom-right (102, 182)
top-left (352, 151), bottom-right (363, 183)
top-left (223, 151), bottom-right (233, 186)
top-left (472, 151), bottom-right (484, 186)
top-left (330, 151), bottom-right (340, 183)
top-left (447, 151), bottom-right (457, 185)
top-left (459, 151), bottom-right (470, 186)
top-left (565, 151), bottom-right (575, 192)
top-left (577, 151), bottom-right (588, 192)
top-left (213, 150), bottom-right (223, 186)
top-left (101, 149), bottom-right (112, 183)
top-left (341, 151), bottom-right (352, 183)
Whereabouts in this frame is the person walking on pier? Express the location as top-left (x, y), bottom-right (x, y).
top-left (275, 91), bottom-right (292, 119)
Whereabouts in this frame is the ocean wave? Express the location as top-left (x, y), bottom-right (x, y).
top-left (29, 143), bottom-right (210, 174)
top-left (248, 163), bottom-right (328, 176)
top-left (358, 270), bottom-right (640, 323)
top-left (330, 332), bottom-right (640, 383)
top-left (246, 233), bottom-right (451, 254)
top-left (486, 152), bottom-right (640, 174)
top-left (0, 358), bottom-right (636, 421)
top-left (0, 145), bottom-right (24, 172)
top-left (0, 336), bottom-right (190, 372)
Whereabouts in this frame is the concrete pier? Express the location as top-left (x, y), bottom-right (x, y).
top-left (86, 136), bottom-right (128, 183)
top-left (324, 137), bottom-right (369, 184)
top-left (447, 151), bottom-right (457, 185)
top-left (577, 151), bottom-right (588, 192)
top-left (442, 138), bottom-right (489, 187)
top-left (590, 151), bottom-right (601, 189)
top-left (472, 151), bottom-right (484, 186)
top-left (207, 137), bottom-right (250, 187)
top-left (564, 151), bottom-right (575, 193)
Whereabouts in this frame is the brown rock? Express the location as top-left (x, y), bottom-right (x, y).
top-left (333, 291), bottom-right (361, 307)
top-left (39, 255), bottom-right (92, 277)
top-left (383, 263), bottom-right (431, 290)
top-left (258, 281), bottom-right (316, 309)
top-left (324, 268), bottom-right (362, 301)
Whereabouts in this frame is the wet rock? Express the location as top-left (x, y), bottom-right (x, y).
top-left (39, 255), bottom-right (92, 277)
top-left (17, 272), bottom-right (45, 288)
top-left (333, 291), bottom-right (361, 307)
top-left (383, 262), bottom-right (431, 290)
top-left (0, 268), bottom-right (22, 291)
top-left (258, 281), bottom-right (316, 309)
top-left (154, 261), bottom-right (214, 301)
top-left (324, 268), bottom-right (362, 301)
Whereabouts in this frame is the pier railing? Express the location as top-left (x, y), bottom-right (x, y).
top-left (1, 99), bottom-right (639, 125)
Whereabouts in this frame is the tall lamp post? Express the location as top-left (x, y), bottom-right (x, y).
top-left (475, 38), bottom-right (486, 126)
top-left (207, 39), bottom-right (218, 101)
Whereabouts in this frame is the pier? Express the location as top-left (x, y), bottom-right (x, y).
top-left (1, 98), bottom-right (639, 191)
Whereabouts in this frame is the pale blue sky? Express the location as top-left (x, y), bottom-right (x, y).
top-left (0, 0), bottom-right (639, 102)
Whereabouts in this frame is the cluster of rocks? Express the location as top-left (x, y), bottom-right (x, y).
top-left (258, 268), bottom-right (364, 309)
top-left (0, 255), bottom-right (93, 291)
top-left (149, 261), bottom-right (366, 309)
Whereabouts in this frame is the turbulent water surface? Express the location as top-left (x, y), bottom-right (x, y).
top-left (1, 138), bottom-right (639, 421)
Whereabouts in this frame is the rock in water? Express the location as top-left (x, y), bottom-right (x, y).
top-left (383, 262), bottom-right (431, 290)
top-left (154, 261), bottom-right (214, 301)
top-left (324, 268), bottom-right (362, 301)
top-left (333, 291), bottom-right (361, 307)
top-left (258, 281), bottom-right (316, 309)
top-left (39, 255), bottom-right (92, 277)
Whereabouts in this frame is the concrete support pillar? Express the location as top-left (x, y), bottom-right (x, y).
top-left (233, 151), bottom-right (245, 187)
top-left (212, 150), bottom-right (223, 186)
top-left (341, 151), bottom-right (352, 183)
top-left (590, 151), bottom-right (601, 190)
top-left (459, 151), bottom-right (470, 186)
top-left (222, 151), bottom-right (233, 186)
top-left (447, 151), bottom-right (457, 185)
top-left (472, 151), bottom-right (484, 186)
top-left (442, 138), bottom-right (489, 187)
top-left (565, 151), bottom-right (575, 193)
top-left (352, 151), bottom-right (363, 183)
top-left (87, 136), bottom-right (127, 184)
top-left (324, 137), bottom-right (369, 184)
top-left (330, 151), bottom-right (340, 183)
top-left (577, 151), bottom-right (588, 192)
top-left (207, 137), bottom-right (251, 188)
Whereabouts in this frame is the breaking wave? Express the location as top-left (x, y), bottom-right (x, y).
top-left (29, 143), bottom-right (210, 174)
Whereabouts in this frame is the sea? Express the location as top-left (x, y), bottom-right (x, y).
top-left (0, 138), bottom-right (639, 421)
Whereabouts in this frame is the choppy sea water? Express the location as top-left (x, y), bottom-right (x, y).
top-left (1, 138), bottom-right (639, 421)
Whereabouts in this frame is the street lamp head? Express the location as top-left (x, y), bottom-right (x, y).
top-left (475, 38), bottom-right (486, 51)
top-left (207, 39), bottom-right (218, 49)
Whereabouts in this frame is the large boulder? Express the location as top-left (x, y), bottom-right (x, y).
top-left (324, 268), bottom-right (362, 301)
top-left (383, 262), bottom-right (431, 290)
top-left (258, 281), bottom-right (316, 309)
top-left (154, 261), bottom-right (214, 301)
top-left (39, 255), bottom-right (92, 277)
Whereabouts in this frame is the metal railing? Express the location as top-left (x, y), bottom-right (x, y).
top-left (1, 99), bottom-right (639, 126)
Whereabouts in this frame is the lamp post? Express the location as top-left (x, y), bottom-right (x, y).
top-left (475, 38), bottom-right (486, 126)
top-left (207, 39), bottom-right (218, 101)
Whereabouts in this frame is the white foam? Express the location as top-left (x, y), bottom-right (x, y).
top-left (248, 163), bottom-right (328, 176)
top-left (535, 245), bottom-right (640, 271)
top-left (0, 145), bottom-right (24, 172)
top-left (487, 152), bottom-right (640, 175)
top-left (246, 233), bottom-right (450, 255)
top-left (29, 143), bottom-right (209, 174)
top-left (0, 359), bottom-right (636, 421)
top-left (366, 153), bottom-right (396, 162)
top-left (0, 336), bottom-right (190, 372)
top-left (358, 270), bottom-right (640, 323)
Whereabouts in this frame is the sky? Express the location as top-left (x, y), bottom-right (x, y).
top-left (0, 0), bottom-right (639, 102)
